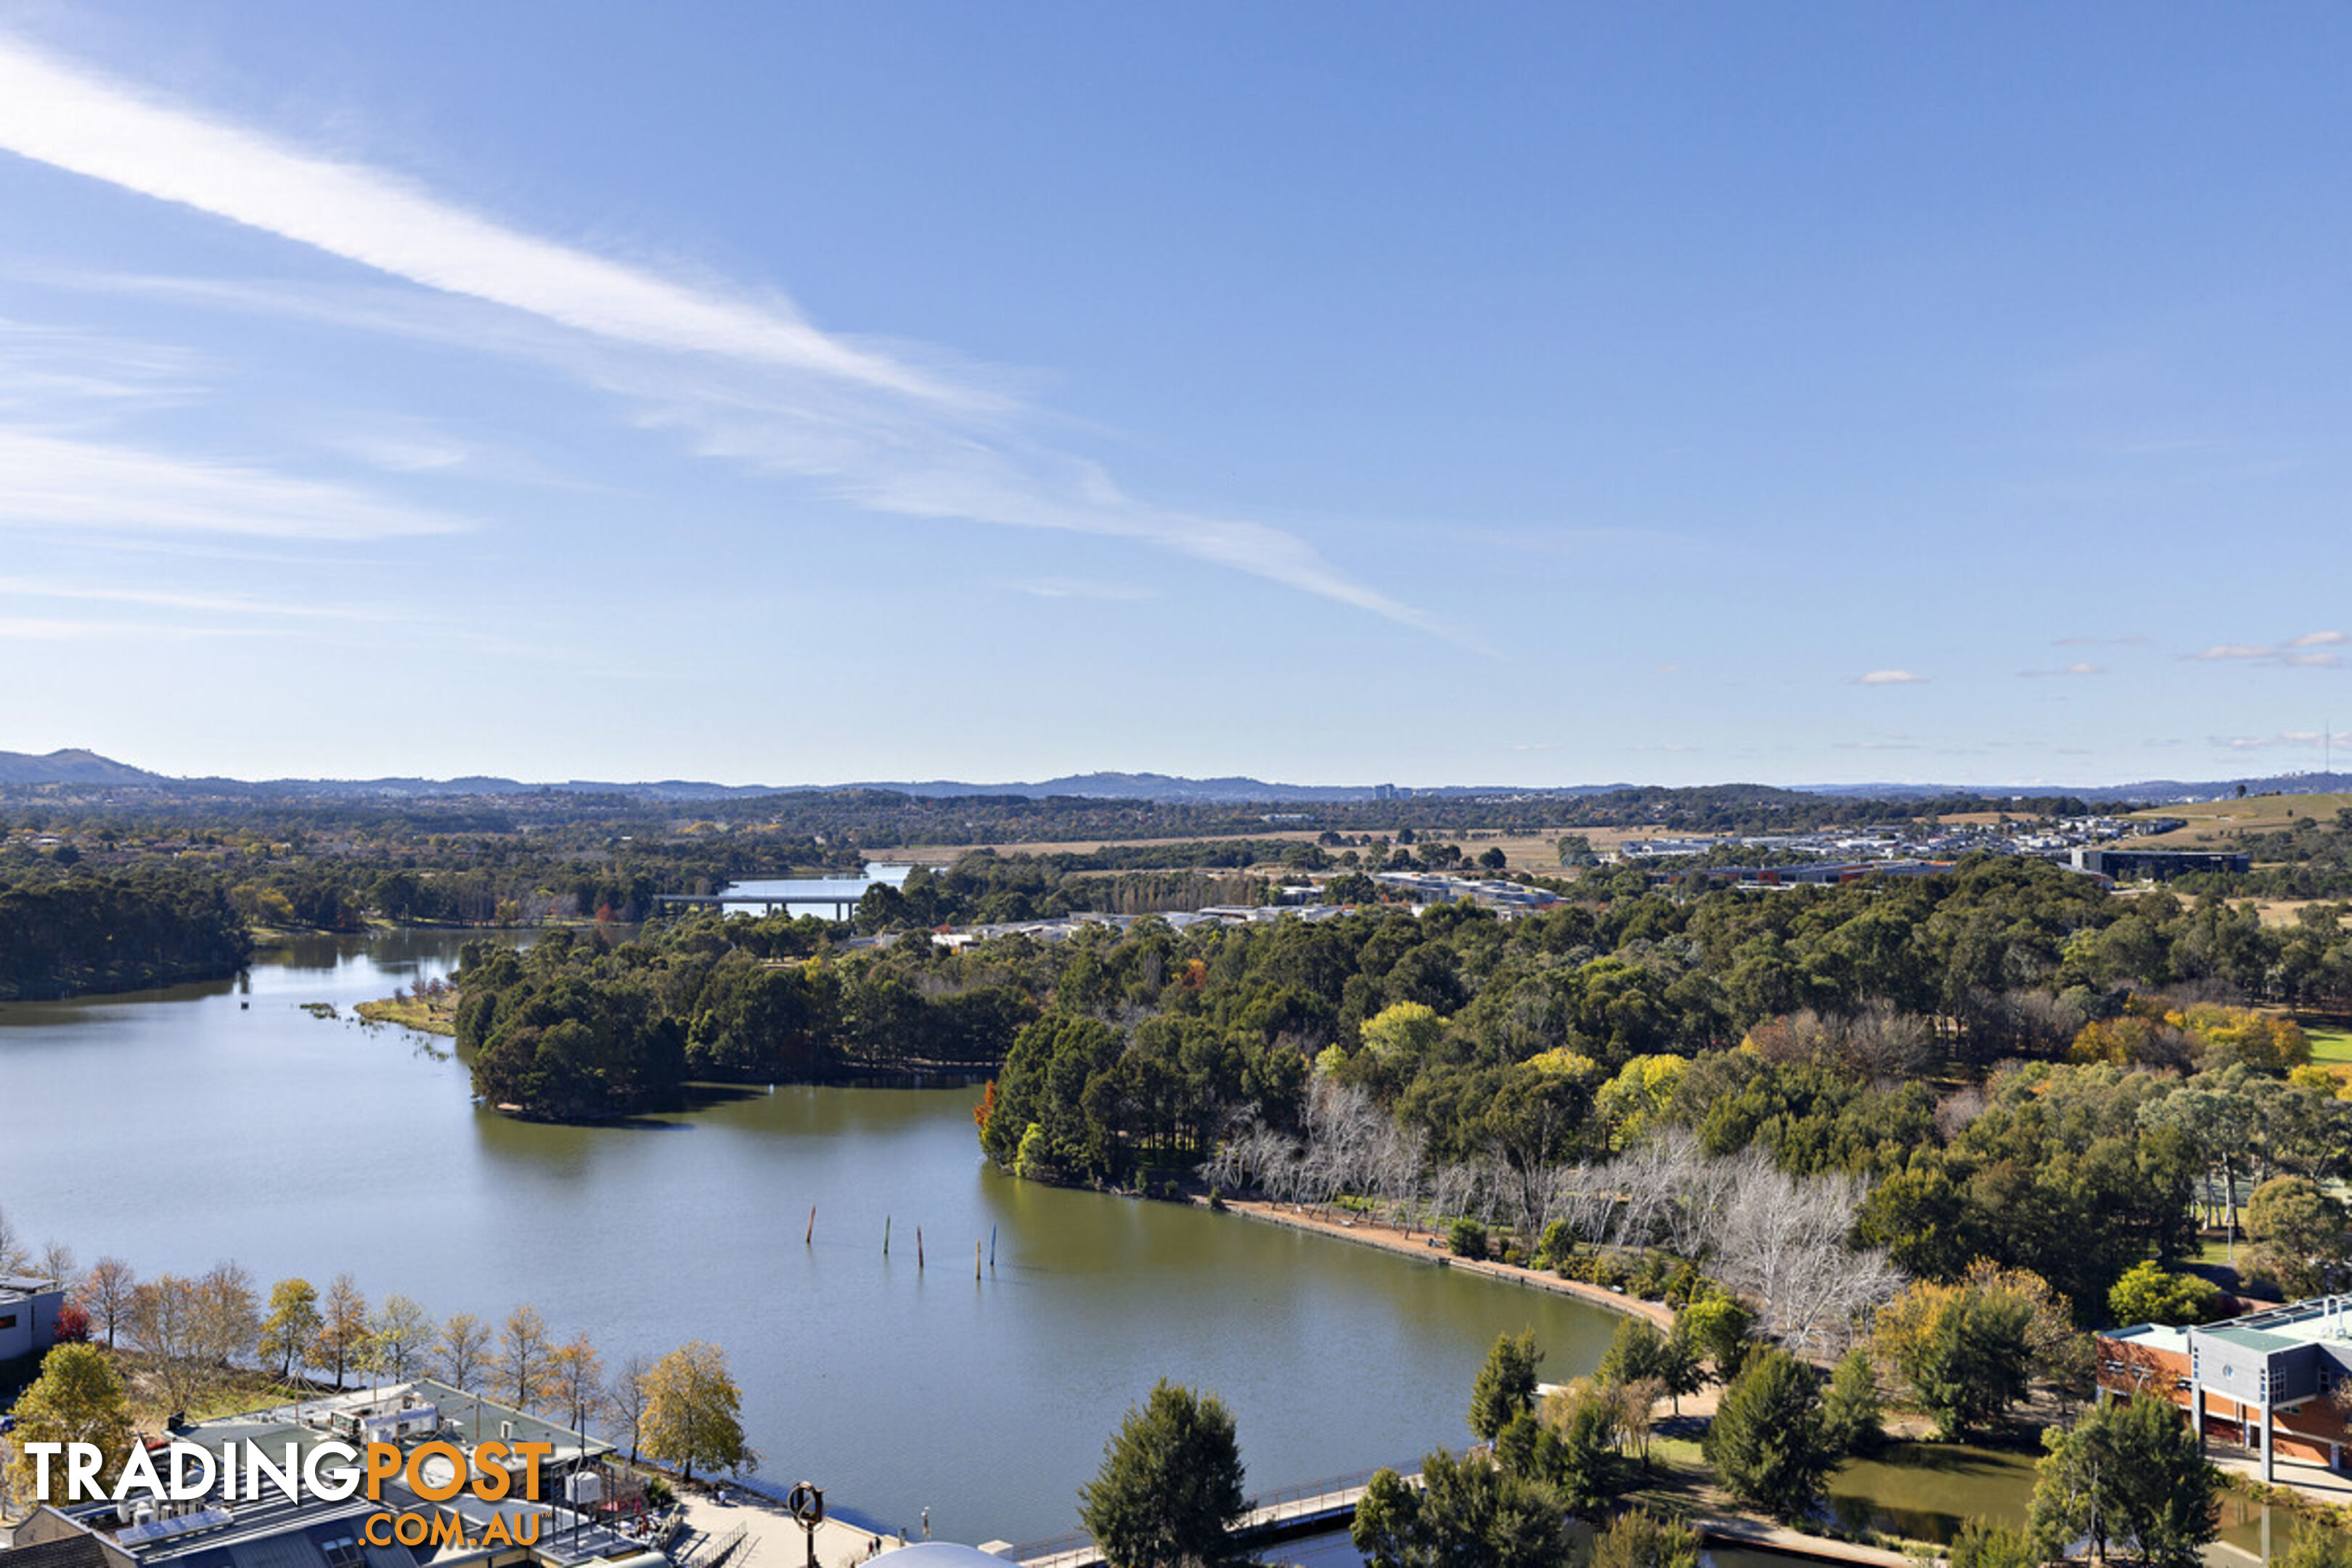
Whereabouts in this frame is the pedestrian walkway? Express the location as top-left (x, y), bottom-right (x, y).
top-left (675, 1490), bottom-right (889, 1568)
top-left (2207, 1447), bottom-right (2352, 1506)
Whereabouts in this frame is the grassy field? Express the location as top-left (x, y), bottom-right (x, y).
top-left (356, 995), bottom-right (457, 1036)
top-left (2303, 1024), bottom-right (2352, 1065)
top-left (2126, 790), bottom-right (2352, 848)
top-left (883, 822), bottom-right (1689, 874)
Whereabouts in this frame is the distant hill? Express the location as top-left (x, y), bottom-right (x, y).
top-left (841, 772), bottom-right (1638, 804)
top-left (5, 748), bottom-right (2348, 808)
top-left (1806, 774), bottom-right (2352, 805)
top-left (0, 748), bottom-right (163, 786)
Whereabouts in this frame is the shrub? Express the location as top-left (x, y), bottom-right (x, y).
top-left (1448, 1219), bottom-right (1488, 1259)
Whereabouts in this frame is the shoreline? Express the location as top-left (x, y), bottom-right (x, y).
top-left (1212, 1198), bottom-right (1677, 1329)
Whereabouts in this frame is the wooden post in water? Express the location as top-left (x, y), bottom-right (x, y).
top-left (806, 1205), bottom-right (816, 1245)
top-left (883, 1215), bottom-right (891, 1255)
top-left (975, 1241), bottom-right (982, 1280)
top-left (989, 1224), bottom-right (997, 1270)
top-left (917, 1227), bottom-right (925, 1269)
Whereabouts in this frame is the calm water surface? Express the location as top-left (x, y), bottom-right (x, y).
top-left (0, 932), bottom-right (1617, 1545)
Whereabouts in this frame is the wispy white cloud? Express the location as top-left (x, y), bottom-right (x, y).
top-left (0, 33), bottom-right (1436, 632)
top-left (0, 613), bottom-right (264, 640)
top-left (2186, 634), bottom-right (2347, 669)
top-left (0, 574), bottom-right (397, 622)
top-left (0, 42), bottom-right (960, 407)
top-left (1855, 669), bottom-right (1926, 685)
top-left (2210, 730), bottom-right (2352, 751)
top-left (0, 315), bottom-right (202, 417)
top-left (2020, 661), bottom-right (2104, 679)
top-left (1012, 578), bottom-right (1156, 602)
top-left (324, 427), bottom-right (471, 473)
top-left (0, 428), bottom-right (467, 539)
top-left (1652, 663), bottom-right (1683, 676)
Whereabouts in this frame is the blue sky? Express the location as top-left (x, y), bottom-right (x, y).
top-left (1, 4), bottom-right (2348, 789)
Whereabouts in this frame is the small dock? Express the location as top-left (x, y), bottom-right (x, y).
top-left (1013, 1468), bottom-right (1412, 1568)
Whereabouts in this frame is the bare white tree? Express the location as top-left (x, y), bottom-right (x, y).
top-left (0, 1206), bottom-right (28, 1276)
top-left (38, 1238), bottom-right (78, 1293)
top-left (1698, 1152), bottom-right (1903, 1353)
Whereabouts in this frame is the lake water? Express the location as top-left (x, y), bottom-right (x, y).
top-left (0, 932), bottom-right (1619, 1545)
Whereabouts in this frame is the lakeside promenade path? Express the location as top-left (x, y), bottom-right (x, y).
top-left (1216, 1199), bottom-right (1678, 1330)
top-left (675, 1488), bottom-right (891, 1568)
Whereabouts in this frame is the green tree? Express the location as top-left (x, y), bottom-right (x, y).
top-left (1079, 1381), bottom-right (1246, 1568)
top-left (2279, 1525), bottom-right (2352, 1568)
top-left (1537, 1385), bottom-right (1624, 1512)
top-left (1676, 1292), bottom-right (1754, 1381)
top-left (1820, 1347), bottom-right (1882, 1456)
top-left (1360, 1001), bottom-right (1447, 1065)
top-left (1658, 1317), bottom-right (1704, 1413)
top-left (371, 1294), bottom-right (436, 1381)
top-left (1469, 1331), bottom-right (1542, 1441)
top-left (1596, 1318), bottom-right (1670, 1389)
top-left (1945, 1519), bottom-right (2040, 1568)
top-left (258, 1276), bottom-right (320, 1379)
top-left (642, 1340), bottom-right (757, 1484)
top-left (1357, 1449), bottom-right (1576, 1568)
top-left (2107, 1261), bottom-right (2221, 1328)
top-left (1352, 1467), bottom-right (1426, 1568)
top-left (3, 1344), bottom-right (134, 1506)
top-left (1588, 1509), bottom-right (1702, 1568)
top-left (1701, 1347), bottom-right (1834, 1522)
top-left (2028, 1393), bottom-right (2216, 1568)
top-left (1875, 1271), bottom-right (2060, 1441)
top-left (2245, 1175), bottom-right (2349, 1297)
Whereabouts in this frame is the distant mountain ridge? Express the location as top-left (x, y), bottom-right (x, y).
top-left (3, 748), bottom-right (2345, 806)
top-left (0, 748), bottom-right (163, 786)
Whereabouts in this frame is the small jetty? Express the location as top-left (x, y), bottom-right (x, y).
top-left (1012, 1466), bottom-right (1415, 1568)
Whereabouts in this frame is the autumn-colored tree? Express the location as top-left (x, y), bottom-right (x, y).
top-left (126, 1273), bottom-right (205, 1412)
top-left (1875, 1262), bottom-right (2086, 1440)
top-left (547, 1333), bottom-right (608, 1436)
top-left (192, 1260), bottom-right (261, 1368)
top-left (75, 1256), bottom-right (137, 1349)
top-left (496, 1304), bottom-right (555, 1410)
top-left (259, 1278), bottom-right (322, 1378)
top-left (438, 1311), bottom-right (491, 1392)
top-left (310, 1273), bottom-right (371, 1387)
top-left (4, 1345), bottom-right (135, 1507)
top-left (642, 1341), bottom-right (756, 1483)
